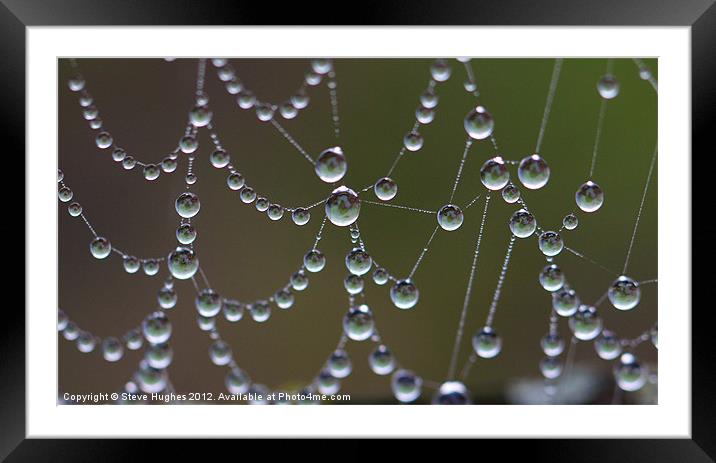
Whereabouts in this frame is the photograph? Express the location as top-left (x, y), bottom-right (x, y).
top-left (57, 57), bottom-right (658, 406)
top-left (7, 0), bottom-right (708, 452)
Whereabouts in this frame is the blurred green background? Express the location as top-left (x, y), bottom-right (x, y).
top-left (58, 58), bottom-right (657, 404)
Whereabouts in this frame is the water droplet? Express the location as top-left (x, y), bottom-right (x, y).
top-left (58, 310), bottom-right (69, 331)
top-left (195, 91), bottom-right (209, 105)
top-left (226, 79), bottom-right (243, 95)
top-left (290, 270), bottom-right (309, 291)
top-left (374, 177), bottom-right (398, 201)
top-left (344, 274), bottom-right (365, 295)
top-left (135, 363), bottom-right (167, 393)
top-left (189, 105), bottom-right (212, 127)
top-left (111, 148), bottom-right (126, 162)
top-left (594, 330), bottom-right (622, 360)
top-left (167, 246), bottom-right (199, 280)
top-left (464, 106), bottom-right (494, 140)
top-left (249, 301), bottom-right (271, 323)
top-left (472, 326), bottom-right (502, 358)
top-left (102, 337), bottom-right (124, 362)
top-left (437, 204), bottom-right (464, 231)
top-left (325, 186), bottom-right (360, 227)
top-left (390, 279), bottom-right (419, 309)
top-left (210, 149), bottom-right (230, 169)
top-left (430, 59), bottom-right (452, 82)
top-left (291, 89), bottom-right (310, 109)
top-left (403, 131), bottom-right (424, 152)
top-left (315, 146), bottom-right (347, 183)
top-left (122, 156), bottom-right (136, 170)
top-left (58, 186), bottom-right (73, 203)
top-left (480, 156), bottom-right (509, 190)
top-left (217, 65), bottom-right (235, 81)
top-left (317, 370), bottom-right (340, 395)
top-left (415, 106), bottom-right (435, 124)
top-left (226, 369), bottom-right (250, 394)
top-left (157, 286), bottom-right (177, 309)
top-left (208, 340), bottom-right (232, 366)
top-left (608, 276), bottom-right (641, 311)
top-left (256, 103), bottom-right (275, 122)
top-left (575, 180), bottom-right (604, 212)
top-left (369, 345), bottom-right (395, 375)
top-left (517, 154), bottom-right (550, 189)
top-left (143, 259), bottom-right (159, 276)
top-left (569, 305), bottom-right (603, 341)
top-left (76, 331), bottom-right (96, 353)
top-left (311, 59), bottom-right (333, 75)
top-left (541, 333), bottom-right (565, 356)
top-left (122, 255), bottom-right (140, 273)
top-left (345, 248), bottom-right (372, 276)
top-left (432, 381), bottom-right (471, 405)
top-left (78, 92), bottom-right (93, 107)
top-left (562, 213), bottom-right (579, 230)
top-left (267, 204), bottom-right (284, 221)
top-left (540, 357), bottom-right (563, 379)
top-left (509, 209), bottom-right (536, 238)
top-left (237, 91), bottom-right (256, 109)
top-left (291, 208), bottom-right (310, 226)
top-left (597, 74), bottom-right (620, 99)
top-left (501, 183), bottom-right (520, 204)
top-left (303, 249), bottom-right (326, 273)
top-left (143, 164), bottom-right (160, 181)
top-left (176, 223), bottom-right (197, 245)
top-left (420, 89), bottom-right (438, 109)
top-left (539, 264), bottom-right (565, 291)
top-left (226, 172), bottom-right (245, 190)
top-left (274, 289), bottom-right (294, 309)
top-left (161, 157), bottom-right (177, 173)
top-left (179, 135), bottom-right (198, 154)
top-left (124, 328), bottom-right (143, 350)
top-left (372, 267), bottom-right (389, 285)
top-left (175, 192), bottom-right (200, 218)
top-left (552, 288), bottom-right (580, 317)
top-left (222, 300), bottom-right (244, 322)
top-left (195, 288), bottom-right (221, 317)
top-left (239, 187), bottom-right (256, 204)
top-left (68, 74), bottom-right (85, 92)
top-left (614, 353), bottom-right (648, 391)
top-left (279, 101), bottom-right (298, 119)
top-left (95, 131), bottom-right (113, 149)
top-left (146, 343), bottom-right (173, 369)
top-left (197, 315), bottom-right (216, 331)
top-left (538, 231), bottom-right (564, 257)
top-left (83, 105), bottom-right (98, 121)
top-left (142, 311), bottom-right (172, 345)
top-left (63, 322), bottom-right (79, 340)
top-left (391, 369), bottom-right (422, 403)
top-left (327, 350), bottom-right (352, 378)
top-left (89, 237), bottom-right (111, 259)
top-left (343, 304), bottom-right (375, 341)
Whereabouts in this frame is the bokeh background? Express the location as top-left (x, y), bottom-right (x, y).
top-left (58, 58), bottom-right (657, 404)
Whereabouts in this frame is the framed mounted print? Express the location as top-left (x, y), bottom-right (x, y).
top-left (5, 0), bottom-right (713, 458)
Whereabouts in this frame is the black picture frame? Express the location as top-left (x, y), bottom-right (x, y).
top-left (4, 0), bottom-right (711, 459)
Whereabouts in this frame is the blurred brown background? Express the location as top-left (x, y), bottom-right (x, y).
top-left (58, 58), bottom-right (657, 403)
